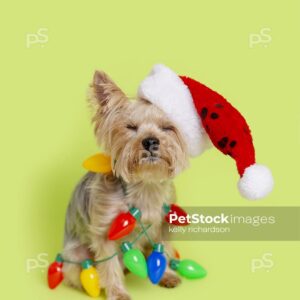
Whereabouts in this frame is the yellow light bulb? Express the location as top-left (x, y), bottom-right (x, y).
top-left (80, 260), bottom-right (100, 298)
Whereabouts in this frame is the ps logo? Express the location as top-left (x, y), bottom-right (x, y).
top-left (249, 28), bottom-right (272, 48)
top-left (26, 253), bottom-right (49, 273)
top-left (251, 252), bottom-right (274, 272)
top-left (26, 28), bottom-right (48, 48)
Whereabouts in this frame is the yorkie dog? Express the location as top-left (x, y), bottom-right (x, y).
top-left (62, 70), bottom-right (189, 299)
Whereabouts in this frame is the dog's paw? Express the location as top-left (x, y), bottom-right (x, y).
top-left (112, 294), bottom-right (131, 300)
top-left (107, 290), bottom-right (131, 300)
top-left (159, 272), bottom-right (182, 288)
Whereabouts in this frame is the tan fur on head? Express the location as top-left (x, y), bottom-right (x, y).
top-left (89, 70), bottom-right (188, 183)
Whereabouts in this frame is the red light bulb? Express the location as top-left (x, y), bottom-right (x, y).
top-left (163, 203), bottom-right (189, 226)
top-left (48, 254), bottom-right (64, 289)
top-left (108, 207), bottom-right (141, 240)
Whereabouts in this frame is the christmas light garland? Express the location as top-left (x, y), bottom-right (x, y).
top-left (48, 154), bottom-right (207, 297)
top-left (48, 205), bottom-right (207, 297)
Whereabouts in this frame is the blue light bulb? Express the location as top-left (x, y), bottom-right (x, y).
top-left (147, 243), bottom-right (167, 284)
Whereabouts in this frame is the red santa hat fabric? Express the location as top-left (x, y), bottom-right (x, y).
top-left (138, 64), bottom-right (274, 200)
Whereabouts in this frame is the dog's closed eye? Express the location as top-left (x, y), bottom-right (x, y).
top-left (161, 125), bottom-right (175, 132)
top-left (126, 124), bottom-right (138, 131)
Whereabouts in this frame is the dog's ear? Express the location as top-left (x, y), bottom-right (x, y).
top-left (88, 70), bottom-right (128, 141)
top-left (90, 70), bottom-right (127, 112)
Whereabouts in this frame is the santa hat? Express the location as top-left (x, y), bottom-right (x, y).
top-left (138, 64), bottom-right (274, 200)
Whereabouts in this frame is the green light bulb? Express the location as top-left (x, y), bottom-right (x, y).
top-left (170, 259), bottom-right (207, 279)
top-left (121, 242), bottom-right (147, 278)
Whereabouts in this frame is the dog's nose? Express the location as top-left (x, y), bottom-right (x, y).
top-left (142, 137), bottom-right (160, 151)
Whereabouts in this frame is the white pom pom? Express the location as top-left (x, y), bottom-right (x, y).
top-left (238, 164), bottom-right (274, 200)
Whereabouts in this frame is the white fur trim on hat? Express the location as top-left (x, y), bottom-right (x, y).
top-left (238, 164), bottom-right (274, 200)
top-left (138, 64), bottom-right (211, 156)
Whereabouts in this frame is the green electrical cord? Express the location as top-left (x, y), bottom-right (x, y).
top-left (137, 219), bottom-right (155, 247)
top-left (61, 223), bottom-right (152, 265)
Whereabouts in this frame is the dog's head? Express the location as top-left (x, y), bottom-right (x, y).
top-left (89, 71), bottom-right (188, 183)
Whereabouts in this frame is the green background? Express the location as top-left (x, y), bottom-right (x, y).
top-left (1, 0), bottom-right (300, 299)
